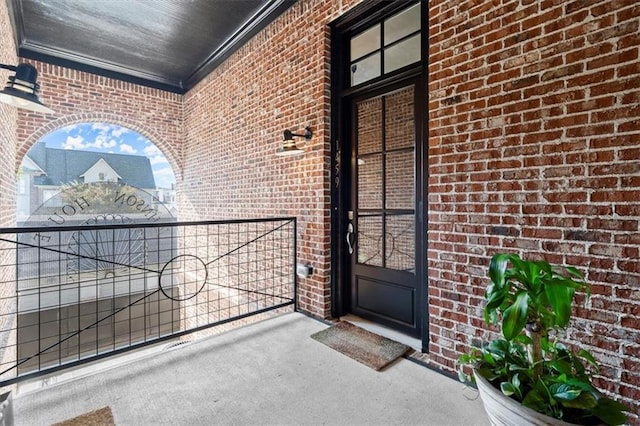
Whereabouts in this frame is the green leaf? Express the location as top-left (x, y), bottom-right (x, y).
top-left (488, 253), bottom-right (510, 289)
top-left (577, 349), bottom-right (598, 370)
top-left (501, 381), bottom-right (516, 397)
top-left (477, 366), bottom-right (500, 381)
top-left (544, 283), bottom-right (573, 327)
top-left (512, 373), bottom-right (521, 390)
top-left (560, 391), bottom-right (597, 409)
top-left (513, 334), bottom-right (532, 346)
top-left (482, 352), bottom-right (497, 365)
top-left (502, 291), bottom-right (529, 340)
top-left (550, 358), bottom-right (572, 375)
top-left (564, 377), bottom-right (596, 393)
top-left (534, 378), bottom-right (555, 405)
top-left (549, 383), bottom-right (581, 401)
top-left (564, 265), bottom-right (584, 280)
top-left (522, 389), bottom-right (547, 412)
top-left (484, 292), bottom-right (506, 325)
top-left (487, 340), bottom-right (508, 357)
top-left (591, 397), bottom-right (630, 426)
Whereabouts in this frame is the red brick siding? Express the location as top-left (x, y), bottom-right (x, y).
top-left (0, 0), bottom-right (17, 228)
top-left (15, 63), bottom-right (184, 182)
top-left (0, 0), bottom-right (18, 383)
top-left (2, 0), bottom-right (637, 418)
top-left (182, 0), bottom-right (364, 318)
top-left (429, 0), bottom-right (640, 419)
top-left (8, 0), bottom-right (368, 328)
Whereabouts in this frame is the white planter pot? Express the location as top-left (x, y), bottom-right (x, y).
top-left (474, 370), bottom-right (572, 426)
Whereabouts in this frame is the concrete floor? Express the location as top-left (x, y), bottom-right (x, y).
top-left (12, 313), bottom-right (489, 425)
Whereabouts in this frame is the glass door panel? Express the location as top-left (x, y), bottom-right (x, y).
top-left (355, 85), bottom-right (415, 272)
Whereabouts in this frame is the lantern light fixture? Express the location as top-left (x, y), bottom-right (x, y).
top-left (276, 127), bottom-right (312, 157)
top-left (0, 63), bottom-right (54, 113)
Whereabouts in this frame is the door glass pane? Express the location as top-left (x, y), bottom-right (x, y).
top-left (358, 97), bottom-right (382, 154)
top-left (386, 214), bottom-right (414, 272)
top-left (358, 215), bottom-right (383, 266)
top-left (384, 34), bottom-right (421, 74)
top-left (384, 3), bottom-right (420, 45)
top-left (385, 86), bottom-right (414, 150)
top-left (386, 150), bottom-right (414, 209)
top-left (358, 154), bottom-right (382, 210)
top-left (351, 53), bottom-right (381, 86)
top-left (351, 24), bottom-right (380, 61)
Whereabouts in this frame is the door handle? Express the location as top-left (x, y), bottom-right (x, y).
top-left (346, 223), bottom-right (354, 255)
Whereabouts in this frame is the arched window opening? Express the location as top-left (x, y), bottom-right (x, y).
top-left (13, 123), bottom-right (179, 374)
top-left (17, 122), bottom-right (177, 225)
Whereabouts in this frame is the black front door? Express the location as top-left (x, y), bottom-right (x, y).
top-left (346, 80), bottom-right (421, 337)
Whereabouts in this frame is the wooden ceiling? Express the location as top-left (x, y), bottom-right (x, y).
top-left (8, 0), bottom-right (295, 93)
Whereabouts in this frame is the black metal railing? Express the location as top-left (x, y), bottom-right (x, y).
top-left (0, 217), bottom-right (297, 386)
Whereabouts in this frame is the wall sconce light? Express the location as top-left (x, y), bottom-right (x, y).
top-left (0, 63), bottom-right (54, 113)
top-left (276, 127), bottom-right (312, 157)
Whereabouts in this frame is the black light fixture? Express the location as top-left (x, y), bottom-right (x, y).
top-left (276, 127), bottom-right (312, 157)
top-left (0, 63), bottom-right (54, 113)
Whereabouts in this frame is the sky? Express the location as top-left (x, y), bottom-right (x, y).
top-left (37, 123), bottom-right (176, 188)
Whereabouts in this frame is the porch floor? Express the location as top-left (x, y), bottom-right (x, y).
top-left (12, 312), bottom-right (489, 425)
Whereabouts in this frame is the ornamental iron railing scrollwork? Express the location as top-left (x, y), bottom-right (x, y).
top-left (0, 217), bottom-right (297, 386)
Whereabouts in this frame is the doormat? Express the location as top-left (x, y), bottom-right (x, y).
top-left (310, 321), bottom-right (409, 371)
top-left (53, 406), bottom-right (114, 426)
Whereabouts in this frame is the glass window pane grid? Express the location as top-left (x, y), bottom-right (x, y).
top-left (356, 90), bottom-right (415, 273)
top-left (384, 34), bottom-right (421, 74)
top-left (350, 24), bottom-right (380, 62)
top-left (351, 52), bottom-right (381, 87)
top-left (357, 215), bottom-right (383, 267)
top-left (385, 214), bottom-right (415, 272)
top-left (349, 3), bottom-right (422, 87)
top-left (383, 29), bottom-right (421, 49)
top-left (386, 149), bottom-right (415, 210)
top-left (383, 2), bottom-right (421, 46)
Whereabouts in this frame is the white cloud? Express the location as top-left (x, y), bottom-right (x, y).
top-left (149, 155), bottom-right (168, 165)
top-left (62, 124), bottom-right (81, 133)
top-left (90, 123), bottom-right (130, 140)
top-left (111, 126), bottom-right (129, 137)
top-left (91, 123), bottom-right (112, 133)
top-left (143, 145), bottom-right (160, 156)
top-left (91, 134), bottom-right (112, 149)
top-left (62, 135), bottom-right (86, 150)
top-left (154, 167), bottom-right (175, 177)
top-left (119, 144), bottom-right (137, 154)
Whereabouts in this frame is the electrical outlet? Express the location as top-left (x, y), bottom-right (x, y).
top-left (296, 263), bottom-right (313, 278)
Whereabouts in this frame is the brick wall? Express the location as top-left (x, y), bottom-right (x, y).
top-left (0, 0), bottom-right (17, 228)
top-left (7, 0), bottom-right (367, 340)
top-left (0, 0), bottom-right (18, 385)
top-left (182, 0), bottom-right (363, 318)
top-left (3, 0), bottom-right (638, 418)
top-left (429, 0), bottom-right (640, 418)
top-left (15, 64), bottom-right (183, 181)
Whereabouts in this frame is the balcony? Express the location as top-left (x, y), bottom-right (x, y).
top-left (12, 312), bottom-right (488, 425)
top-left (0, 218), bottom-right (488, 424)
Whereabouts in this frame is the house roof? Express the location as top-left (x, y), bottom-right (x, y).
top-left (28, 143), bottom-right (156, 189)
top-left (8, 0), bottom-right (296, 93)
top-left (79, 158), bottom-right (123, 181)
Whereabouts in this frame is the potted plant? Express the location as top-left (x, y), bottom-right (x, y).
top-left (458, 253), bottom-right (630, 425)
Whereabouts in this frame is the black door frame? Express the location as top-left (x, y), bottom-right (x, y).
top-left (329, 0), bottom-right (429, 351)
